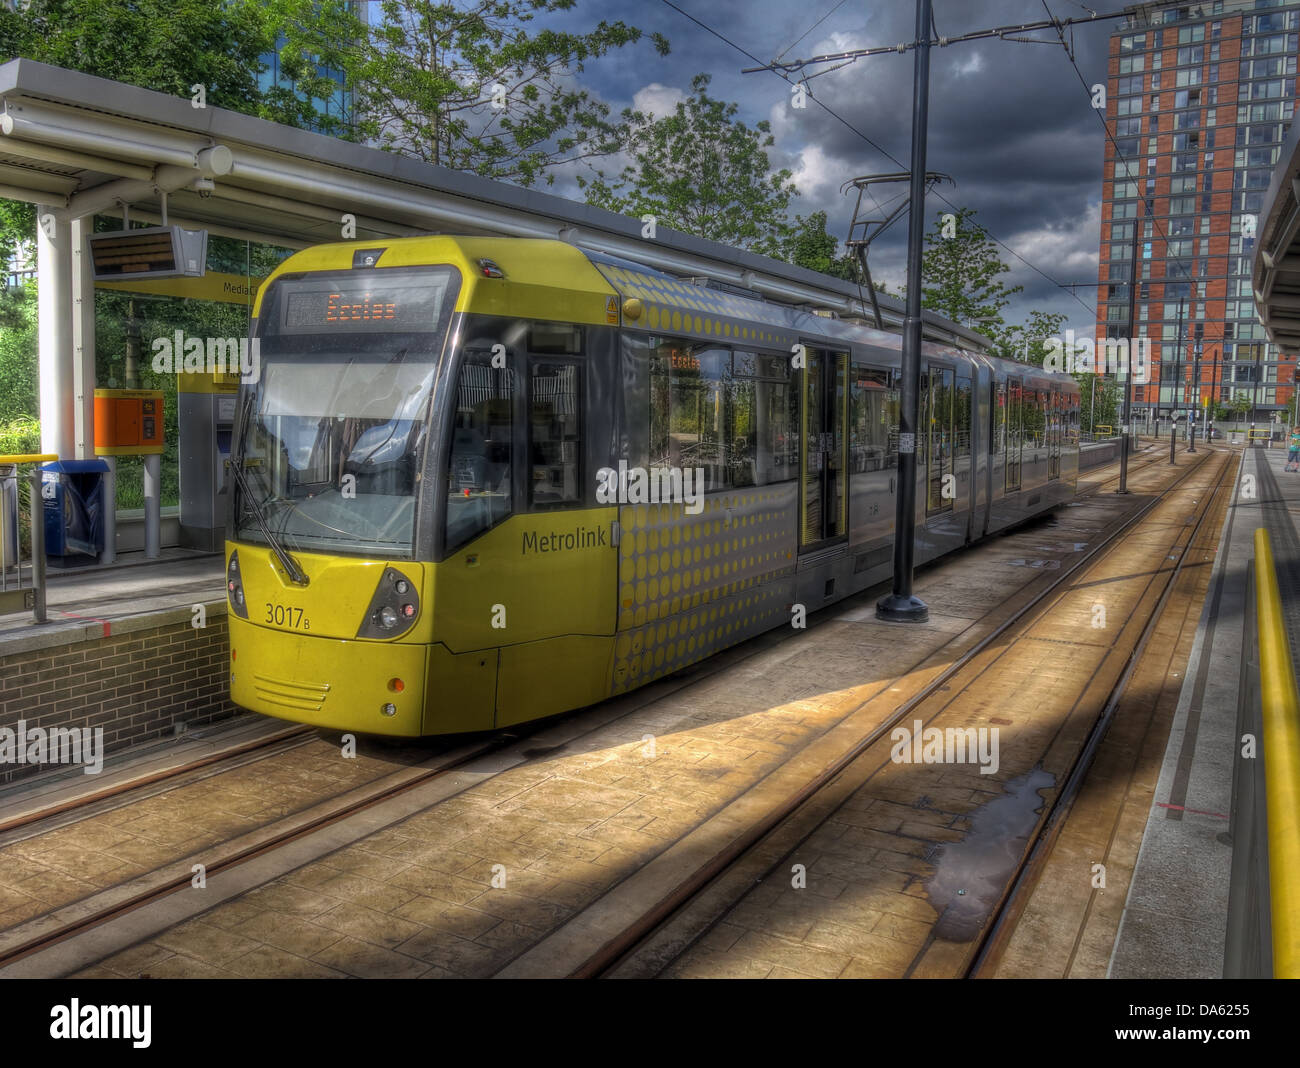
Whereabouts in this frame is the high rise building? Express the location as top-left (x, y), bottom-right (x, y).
top-left (1097, 0), bottom-right (1300, 427)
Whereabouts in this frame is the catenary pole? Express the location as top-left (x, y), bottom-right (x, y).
top-left (877, 0), bottom-right (932, 624)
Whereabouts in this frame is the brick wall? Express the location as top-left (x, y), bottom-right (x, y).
top-left (0, 602), bottom-right (237, 786)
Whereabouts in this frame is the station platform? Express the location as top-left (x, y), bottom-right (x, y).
top-left (1108, 444), bottom-right (1299, 978)
top-left (0, 549), bottom-right (222, 646)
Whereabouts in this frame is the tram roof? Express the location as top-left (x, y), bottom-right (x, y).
top-left (0, 58), bottom-right (992, 351)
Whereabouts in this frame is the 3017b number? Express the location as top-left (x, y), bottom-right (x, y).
top-left (265, 603), bottom-right (309, 630)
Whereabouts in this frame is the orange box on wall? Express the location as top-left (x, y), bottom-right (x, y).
top-left (93, 389), bottom-right (165, 456)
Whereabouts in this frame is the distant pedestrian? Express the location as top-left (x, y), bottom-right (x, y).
top-left (1288, 426), bottom-right (1300, 472)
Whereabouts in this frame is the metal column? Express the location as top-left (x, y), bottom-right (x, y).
top-left (877, 0), bottom-right (932, 624)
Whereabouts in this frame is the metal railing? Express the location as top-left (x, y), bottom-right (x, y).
top-left (0, 453), bottom-right (55, 624)
top-left (1254, 527), bottom-right (1300, 978)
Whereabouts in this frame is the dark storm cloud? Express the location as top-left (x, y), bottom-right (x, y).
top-left (557, 0), bottom-right (1122, 334)
top-left (758, 0), bottom-right (1118, 332)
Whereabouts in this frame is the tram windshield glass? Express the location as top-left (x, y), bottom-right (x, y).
top-left (232, 269), bottom-right (455, 558)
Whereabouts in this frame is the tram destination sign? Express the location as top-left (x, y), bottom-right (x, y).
top-left (278, 272), bottom-right (451, 334)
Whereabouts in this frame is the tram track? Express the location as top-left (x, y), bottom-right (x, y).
top-left (486, 446), bottom-right (1235, 978)
top-left (1, 445), bottom-right (1198, 977)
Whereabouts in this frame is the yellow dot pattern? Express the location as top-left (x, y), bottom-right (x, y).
top-left (611, 484), bottom-right (798, 694)
top-left (592, 262), bottom-right (809, 350)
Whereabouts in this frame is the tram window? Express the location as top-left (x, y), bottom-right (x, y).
top-left (649, 339), bottom-right (796, 490)
top-left (955, 376), bottom-right (972, 458)
top-left (528, 323), bottom-right (583, 354)
top-left (850, 366), bottom-right (899, 472)
top-left (445, 356), bottom-right (513, 551)
top-left (1023, 389), bottom-right (1047, 446)
top-left (926, 367), bottom-right (955, 514)
top-left (529, 361), bottom-right (582, 507)
top-left (1006, 379), bottom-right (1023, 491)
top-left (733, 350), bottom-right (797, 487)
top-left (992, 382), bottom-right (1003, 456)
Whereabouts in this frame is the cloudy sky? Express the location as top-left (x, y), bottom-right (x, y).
top-left (537, 0), bottom-right (1121, 340)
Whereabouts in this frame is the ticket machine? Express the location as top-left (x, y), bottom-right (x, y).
top-left (178, 371), bottom-right (238, 551)
top-left (93, 388), bottom-right (166, 560)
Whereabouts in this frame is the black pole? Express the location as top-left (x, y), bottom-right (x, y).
top-left (1254, 349), bottom-right (1261, 430)
top-left (1170, 297), bottom-right (1184, 465)
top-left (1120, 199), bottom-right (1142, 493)
top-left (1188, 336), bottom-right (1201, 452)
top-left (1207, 345), bottom-right (1218, 442)
top-left (877, 0), bottom-right (931, 624)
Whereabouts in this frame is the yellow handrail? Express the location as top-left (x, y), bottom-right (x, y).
top-left (1255, 527), bottom-right (1300, 978)
top-left (0, 454), bottom-right (57, 464)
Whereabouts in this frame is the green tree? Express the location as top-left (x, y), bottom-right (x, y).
top-left (0, 281), bottom-right (38, 423)
top-left (580, 74), bottom-right (796, 257)
top-left (995, 309), bottom-right (1069, 366)
top-left (920, 207), bottom-right (1023, 343)
top-left (783, 212), bottom-right (859, 283)
top-left (0, 0), bottom-right (326, 265)
top-left (270, 0), bottom-right (668, 186)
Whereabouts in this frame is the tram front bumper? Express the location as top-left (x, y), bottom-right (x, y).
top-left (228, 616), bottom-right (426, 736)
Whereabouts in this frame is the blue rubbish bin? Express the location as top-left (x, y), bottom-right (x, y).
top-left (42, 459), bottom-right (110, 566)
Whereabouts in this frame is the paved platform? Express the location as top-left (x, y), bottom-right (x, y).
top-left (0, 550), bottom-right (222, 649)
top-left (1109, 445), bottom-right (1299, 978)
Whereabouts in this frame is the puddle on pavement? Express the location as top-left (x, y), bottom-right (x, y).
top-left (924, 765), bottom-right (1057, 942)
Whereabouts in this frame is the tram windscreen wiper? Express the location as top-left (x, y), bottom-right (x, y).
top-left (229, 458), bottom-right (310, 586)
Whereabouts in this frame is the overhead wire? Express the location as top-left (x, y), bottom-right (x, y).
top-left (773, 0), bottom-right (850, 64)
top-left (656, 0), bottom-right (1098, 316)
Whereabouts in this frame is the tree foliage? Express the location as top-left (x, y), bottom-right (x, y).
top-left (270, 0), bottom-right (669, 185)
top-left (0, 281), bottom-right (38, 423)
top-left (920, 207), bottom-right (1022, 342)
top-left (994, 309), bottom-right (1068, 365)
top-left (580, 74), bottom-right (795, 257)
top-left (783, 211), bottom-right (861, 284)
top-left (0, 0), bottom-right (326, 264)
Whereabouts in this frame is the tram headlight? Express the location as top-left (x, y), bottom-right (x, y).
top-left (227, 552), bottom-right (249, 619)
top-left (356, 567), bottom-right (420, 639)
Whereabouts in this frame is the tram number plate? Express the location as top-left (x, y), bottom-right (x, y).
top-left (265, 603), bottom-right (310, 630)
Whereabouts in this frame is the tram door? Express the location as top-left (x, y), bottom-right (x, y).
top-left (800, 348), bottom-right (849, 551)
top-left (1005, 377), bottom-right (1023, 492)
top-left (923, 366), bottom-right (955, 515)
top-left (1047, 390), bottom-right (1062, 481)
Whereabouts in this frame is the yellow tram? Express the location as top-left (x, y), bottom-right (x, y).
top-left (226, 236), bottom-right (1080, 736)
